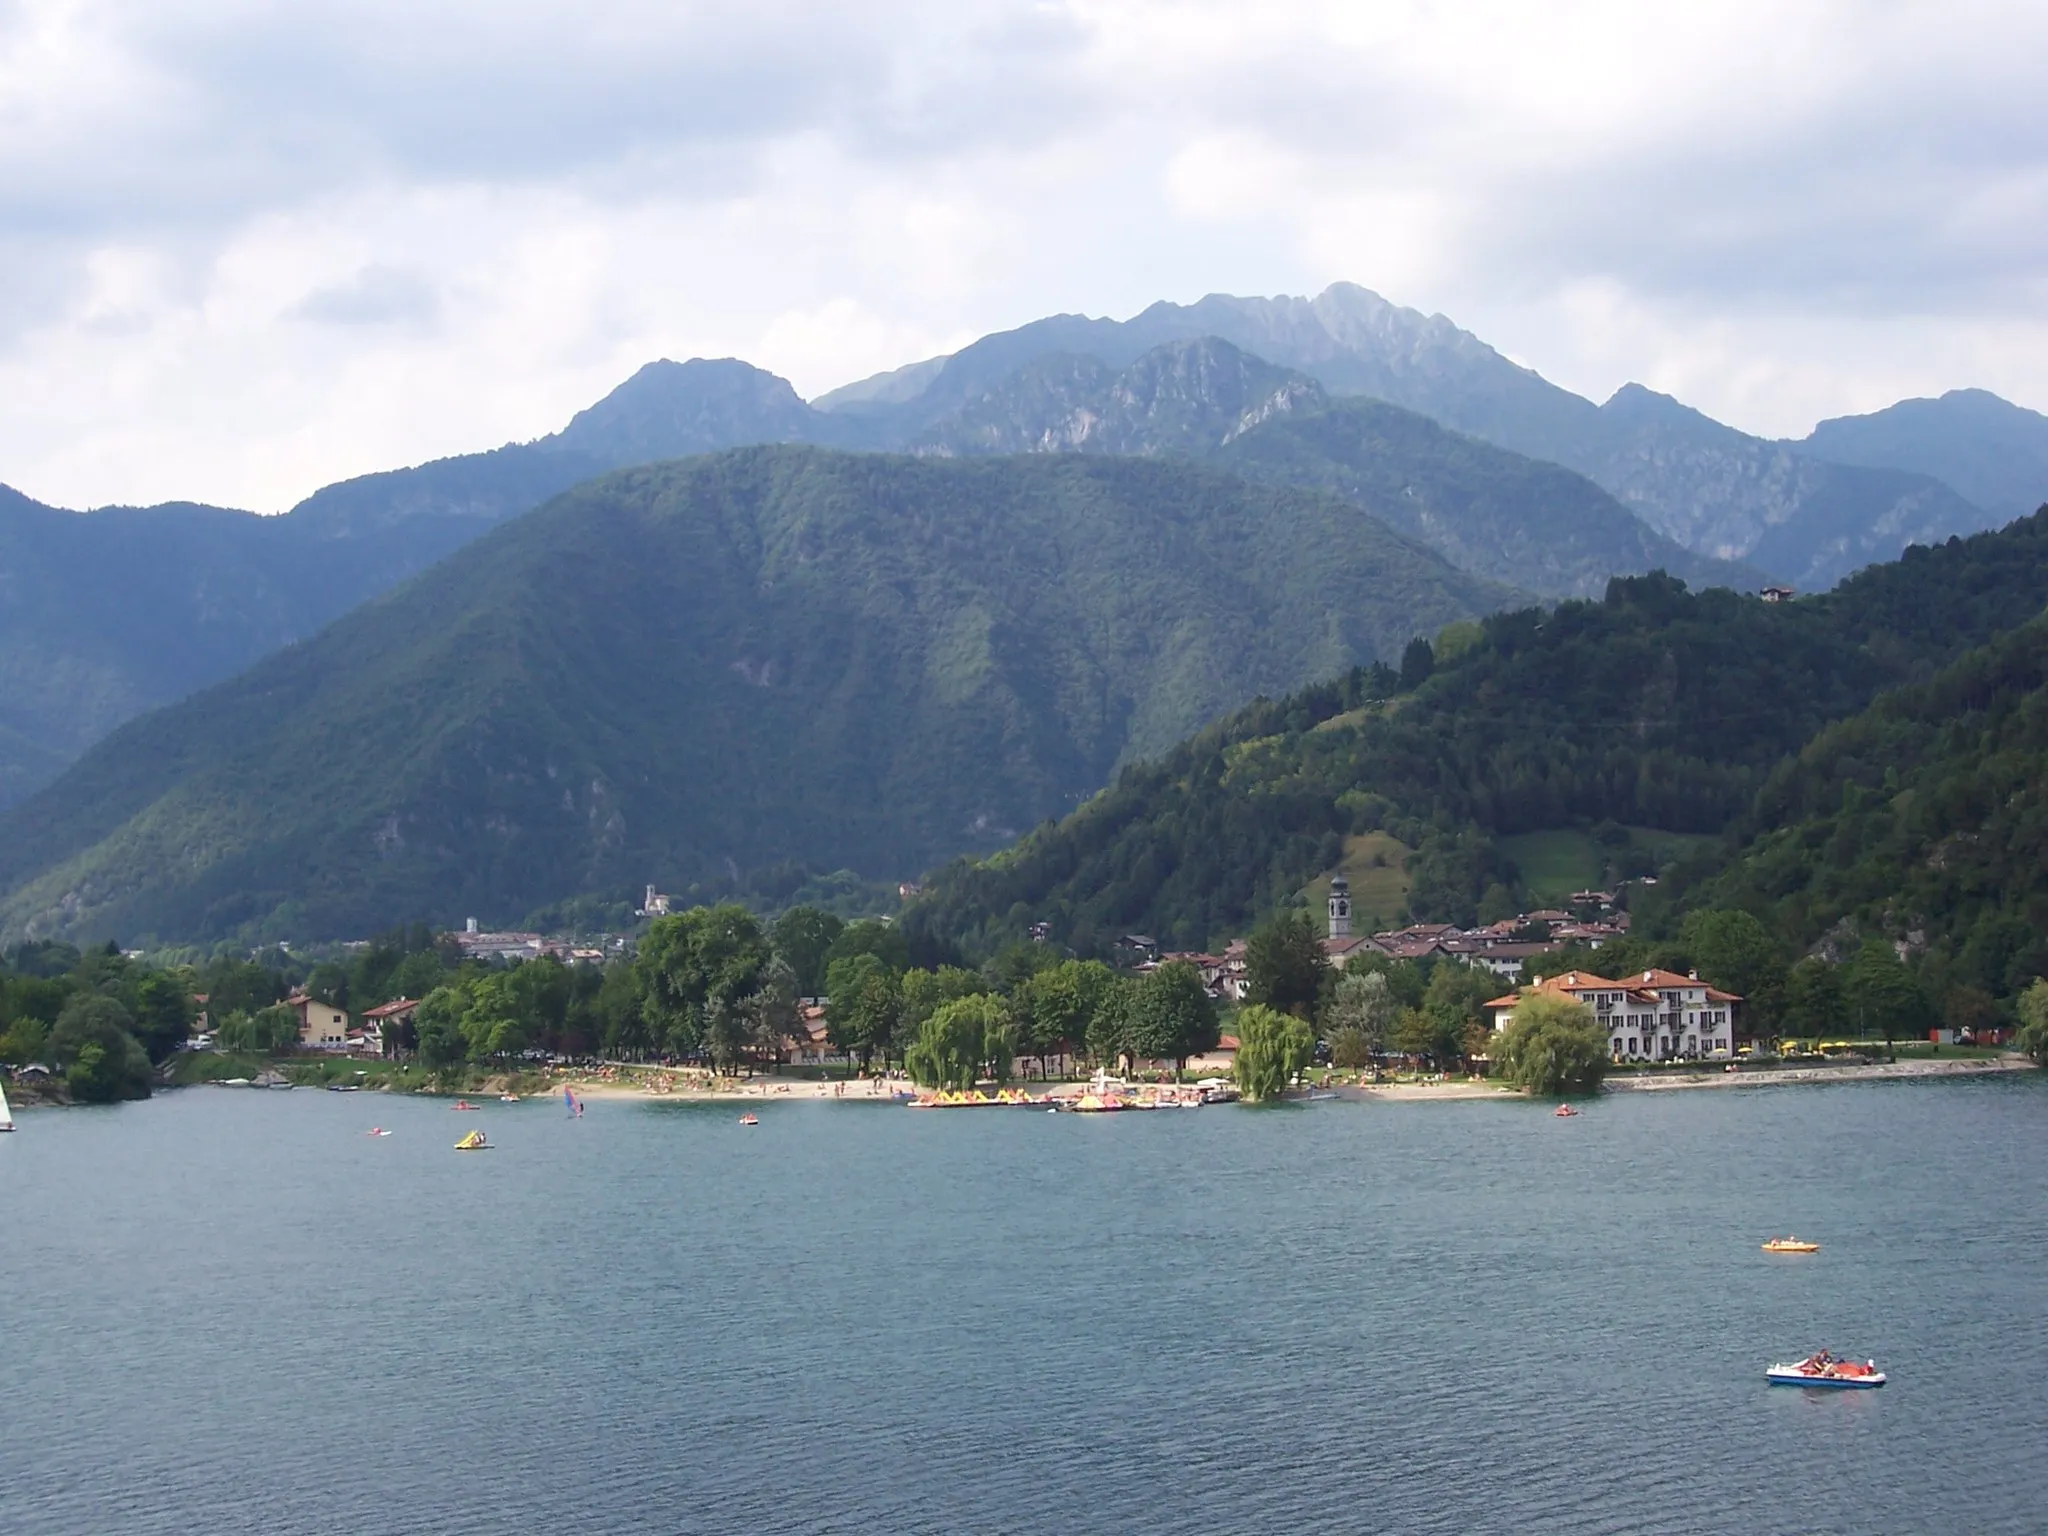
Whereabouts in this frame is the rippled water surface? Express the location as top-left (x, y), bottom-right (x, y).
top-left (6, 1076), bottom-right (2046, 1534)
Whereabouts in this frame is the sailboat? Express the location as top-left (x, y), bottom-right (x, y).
top-left (563, 1086), bottom-right (583, 1118)
top-left (0, 1080), bottom-right (13, 1132)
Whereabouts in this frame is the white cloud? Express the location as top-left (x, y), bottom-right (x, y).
top-left (2, 0), bottom-right (2045, 509)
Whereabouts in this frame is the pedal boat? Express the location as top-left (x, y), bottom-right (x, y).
top-left (1762, 1237), bottom-right (1821, 1253)
top-left (1767, 1354), bottom-right (1884, 1388)
top-left (454, 1129), bottom-right (490, 1151)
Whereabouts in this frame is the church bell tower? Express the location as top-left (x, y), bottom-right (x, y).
top-left (1328, 873), bottom-right (1351, 939)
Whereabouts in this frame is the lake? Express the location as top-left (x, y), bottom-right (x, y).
top-left (5, 1075), bottom-right (2045, 1534)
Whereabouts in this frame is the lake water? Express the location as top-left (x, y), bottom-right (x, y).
top-left (5, 1076), bottom-right (2045, 1535)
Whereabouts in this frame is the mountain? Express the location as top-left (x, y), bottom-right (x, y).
top-left (902, 509), bottom-right (2048, 959)
top-left (1801, 388), bottom-right (2048, 521)
top-left (541, 357), bottom-right (847, 466)
top-left (0, 447), bottom-right (1520, 946)
top-left (826, 284), bottom-right (2002, 587)
top-left (0, 449), bottom-right (598, 809)
top-left (906, 337), bottom-right (1756, 598)
top-left (0, 359), bottom-right (829, 811)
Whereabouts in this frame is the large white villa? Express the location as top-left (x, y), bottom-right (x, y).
top-left (1485, 968), bottom-right (1739, 1061)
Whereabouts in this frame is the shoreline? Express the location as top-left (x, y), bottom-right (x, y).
top-left (1600, 1055), bottom-right (2034, 1092)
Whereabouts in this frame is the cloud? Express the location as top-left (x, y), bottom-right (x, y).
top-left (288, 264), bottom-right (439, 328)
top-left (1, 0), bottom-right (2045, 510)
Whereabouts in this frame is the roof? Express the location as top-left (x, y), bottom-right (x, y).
top-left (361, 998), bottom-right (420, 1019)
top-left (1484, 970), bottom-right (1623, 1010)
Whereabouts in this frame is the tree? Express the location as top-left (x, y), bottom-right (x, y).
top-left (898, 966), bottom-right (984, 1067)
top-left (1019, 959), bottom-right (1116, 1073)
top-left (48, 994), bottom-right (152, 1101)
top-left (1845, 939), bottom-right (1926, 1055)
top-left (1128, 961), bottom-right (1219, 1078)
top-left (217, 1003), bottom-right (298, 1054)
top-left (640, 904), bottom-right (773, 1057)
top-left (826, 953), bottom-right (900, 1068)
top-left (2016, 979), bottom-right (2048, 1064)
top-left (823, 919), bottom-right (910, 979)
top-left (1781, 958), bottom-right (1845, 1043)
top-left (1681, 909), bottom-right (1788, 1030)
top-left (904, 994), bottom-right (1011, 1090)
top-left (772, 906), bottom-right (844, 998)
top-left (130, 972), bottom-right (194, 1063)
top-left (1233, 1004), bottom-right (1315, 1102)
top-left (1243, 909), bottom-right (1327, 1018)
top-left (744, 957), bottom-right (803, 1066)
top-left (1398, 635), bottom-right (1434, 691)
top-left (1085, 976), bottom-right (1139, 1069)
top-left (1492, 993), bottom-right (1608, 1096)
top-left (414, 986), bottom-right (471, 1069)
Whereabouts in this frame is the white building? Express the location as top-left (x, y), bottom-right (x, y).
top-left (1484, 968), bottom-right (1738, 1062)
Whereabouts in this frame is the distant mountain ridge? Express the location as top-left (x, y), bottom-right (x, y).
top-left (5, 282), bottom-right (2037, 819)
top-left (903, 336), bottom-right (1758, 599)
top-left (1800, 388), bottom-right (2048, 520)
top-left (0, 447), bottom-right (1520, 945)
top-left (826, 283), bottom-right (2011, 588)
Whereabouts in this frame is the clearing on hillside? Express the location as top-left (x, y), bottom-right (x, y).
top-left (1498, 826), bottom-right (1717, 904)
top-left (1300, 831), bottom-right (1412, 934)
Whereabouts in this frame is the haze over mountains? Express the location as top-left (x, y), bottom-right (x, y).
top-left (3, 280), bottom-right (2046, 943)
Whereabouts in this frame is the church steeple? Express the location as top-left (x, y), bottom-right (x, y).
top-left (1328, 873), bottom-right (1351, 939)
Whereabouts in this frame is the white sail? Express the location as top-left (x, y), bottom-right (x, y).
top-left (0, 1080), bottom-right (14, 1131)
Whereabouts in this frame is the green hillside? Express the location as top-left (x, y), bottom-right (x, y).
top-left (1691, 614), bottom-right (2048, 994)
top-left (903, 511), bottom-right (2048, 957)
top-left (0, 447), bottom-right (1517, 946)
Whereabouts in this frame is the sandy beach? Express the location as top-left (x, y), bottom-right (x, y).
top-left (528, 1053), bottom-right (2035, 1106)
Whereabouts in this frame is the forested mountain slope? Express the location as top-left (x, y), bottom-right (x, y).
top-left (0, 455), bottom-right (597, 808)
top-left (0, 448), bottom-right (1516, 946)
top-left (1692, 614), bottom-right (2048, 998)
top-left (903, 511), bottom-right (2048, 958)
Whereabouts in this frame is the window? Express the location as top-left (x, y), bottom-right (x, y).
top-left (1688, 1035), bottom-right (1698, 1053)
top-left (1627, 1037), bottom-right (1638, 1055)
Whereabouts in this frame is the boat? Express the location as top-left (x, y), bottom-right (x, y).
top-left (366, 1127), bottom-right (392, 1136)
top-left (739, 1113), bottom-right (759, 1126)
top-left (1763, 1236), bottom-right (1821, 1253)
top-left (0, 1080), bottom-right (13, 1132)
top-left (499, 1094), bottom-right (520, 1103)
top-left (327, 1083), bottom-right (360, 1092)
top-left (452, 1100), bottom-right (481, 1111)
top-left (454, 1129), bottom-right (489, 1151)
top-left (1554, 1104), bottom-right (1580, 1117)
top-left (1767, 1352), bottom-right (1885, 1388)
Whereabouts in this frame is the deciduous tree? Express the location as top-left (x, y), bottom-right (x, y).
top-left (1492, 993), bottom-right (1607, 1096)
top-left (1233, 1004), bottom-right (1315, 1102)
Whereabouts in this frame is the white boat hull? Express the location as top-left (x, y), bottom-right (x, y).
top-left (1767, 1364), bottom-right (1885, 1388)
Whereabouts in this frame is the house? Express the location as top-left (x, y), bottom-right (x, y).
top-left (789, 1005), bottom-right (842, 1067)
top-left (1760, 584), bottom-right (1796, 603)
top-left (638, 885), bottom-right (672, 917)
top-left (1485, 969), bottom-right (1739, 1061)
top-left (286, 992), bottom-right (352, 1051)
top-left (360, 998), bottom-right (421, 1056)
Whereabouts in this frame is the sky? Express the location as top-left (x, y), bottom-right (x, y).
top-left (4, 0), bottom-right (2045, 512)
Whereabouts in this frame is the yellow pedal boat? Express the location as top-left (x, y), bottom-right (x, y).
top-left (1762, 1236), bottom-right (1819, 1253)
top-left (454, 1129), bottom-right (490, 1151)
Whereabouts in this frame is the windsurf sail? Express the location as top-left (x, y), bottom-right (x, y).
top-left (0, 1080), bottom-right (13, 1132)
top-left (564, 1086), bottom-right (582, 1118)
